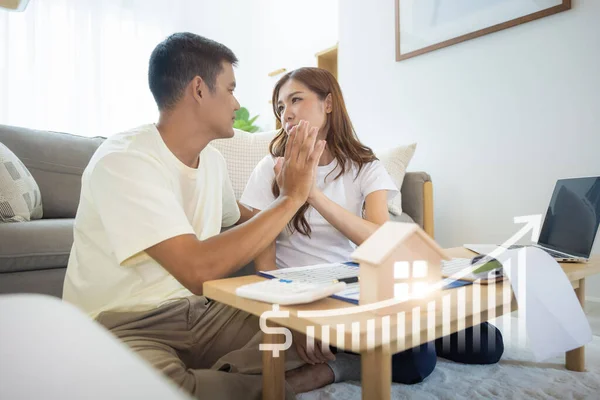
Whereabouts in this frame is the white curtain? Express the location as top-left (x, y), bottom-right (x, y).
top-left (0, 0), bottom-right (185, 137)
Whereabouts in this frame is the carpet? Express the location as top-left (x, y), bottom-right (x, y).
top-left (298, 315), bottom-right (600, 399)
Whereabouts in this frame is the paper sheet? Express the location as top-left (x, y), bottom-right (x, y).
top-left (496, 247), bottom-right (592, 361)
top-left (259, 268), bottom-right (472, 305)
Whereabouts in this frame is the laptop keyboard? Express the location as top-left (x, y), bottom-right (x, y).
top-left (507, 245), bottom-right (572, 259)
top-left (542, 248), bottom-right (572, 259)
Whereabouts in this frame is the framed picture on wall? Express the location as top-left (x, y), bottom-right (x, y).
top-left (395, 0), bottom-right (571, 61)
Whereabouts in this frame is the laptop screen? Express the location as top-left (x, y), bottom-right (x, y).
top-left (538, 177), bottom-right (600, 258)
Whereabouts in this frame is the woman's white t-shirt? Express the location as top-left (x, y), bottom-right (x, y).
top-left (240, 156), bottom-right (398, 269)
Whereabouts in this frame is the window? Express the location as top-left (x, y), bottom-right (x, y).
top-left (0, 0), bottom-right (178, 137)
top-left (393, 260), bottom-right (429, 300)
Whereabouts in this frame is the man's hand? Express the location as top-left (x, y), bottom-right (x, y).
top-left (277, 120), bottom-right (325, 206)
top-left (274, 156), bottom-right (321, 206)
top-left (292, 330), bottom-right (335, 365)
top-left (273, 157), bottom-right (284, 189)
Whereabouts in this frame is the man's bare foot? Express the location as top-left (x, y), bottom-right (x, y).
top-left (286, 363), bottom-right (335, 393)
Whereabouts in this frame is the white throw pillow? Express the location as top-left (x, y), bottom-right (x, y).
top-left (376, 143), bottom-right (417, 216)
top-left (0, 142), bottom-right (43, 222)
top-left (211, 129), bottom-right (278, 199)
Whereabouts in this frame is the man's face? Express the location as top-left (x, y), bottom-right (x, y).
top-left (202, 62), bottom-right (240, 139)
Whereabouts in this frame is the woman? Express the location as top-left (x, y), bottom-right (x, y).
top-left (241, 67), bottom-right (503, 390)
top-left (242, 69), bottom-right (395, 271)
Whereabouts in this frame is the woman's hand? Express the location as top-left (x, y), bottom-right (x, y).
top-left (292, 330), bottom-right (335, 365)
top-left (307, 182), bottom-right (322, 205)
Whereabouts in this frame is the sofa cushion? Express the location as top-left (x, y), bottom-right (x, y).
top-left (211, 129), bottom-right (278, 199)
top-left (400, 171), bottom-right (431, 229)
top-left (0, 218), bottom-right (74, 273)
top-left (389, 212), bottom-right (415, 224)
top-left (377, 143), bottom-right (417, 216)
top-left (0, 124), bottom-right (105, 218)
top-left (0, 268), bottom-right (66, 298)
top-left (0, 142), bottom-right (43, 222)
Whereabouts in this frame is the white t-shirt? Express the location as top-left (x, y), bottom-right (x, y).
top-left (240, 156), bottom-right (398, 269)
top-left (63, 124), bottom-right (240, 318)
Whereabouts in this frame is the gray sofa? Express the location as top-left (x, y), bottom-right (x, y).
top-left (0, 124), bottom-right (433, 299)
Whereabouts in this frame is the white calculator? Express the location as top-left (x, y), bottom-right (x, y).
top-left (235, 279), bottom-right (347, 305)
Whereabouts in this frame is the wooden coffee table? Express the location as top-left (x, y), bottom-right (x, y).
top-left (204, 248), bottom-right (600, 400)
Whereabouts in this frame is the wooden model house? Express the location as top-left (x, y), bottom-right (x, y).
top-left (351, 222), bottom-right (449, 314)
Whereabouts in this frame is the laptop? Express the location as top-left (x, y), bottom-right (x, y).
top-left (466, 177), bottom-right (600, 263)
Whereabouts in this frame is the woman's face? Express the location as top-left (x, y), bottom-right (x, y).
top-left (276, 79), bottom-right (331, 138)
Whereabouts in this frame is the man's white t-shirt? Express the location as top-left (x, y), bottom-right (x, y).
top-left (63, 124), bottom-right (240, 319)
top-left (240, 156), bottom-right (398, 269)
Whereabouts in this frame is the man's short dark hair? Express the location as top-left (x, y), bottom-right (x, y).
top-left (148, 32), bottom-right (238, 111)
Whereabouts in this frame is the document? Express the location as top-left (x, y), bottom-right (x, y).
top-left (259, 262), bottom-right (471, 305)
top-left (497, 247), bottom-right (592, 361)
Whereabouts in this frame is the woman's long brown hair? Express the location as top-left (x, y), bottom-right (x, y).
top-left (270, 67), bottom-right (377, 237)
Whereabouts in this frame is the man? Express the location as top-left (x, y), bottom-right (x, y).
top-left (63, 32), bottom-right (328, 399)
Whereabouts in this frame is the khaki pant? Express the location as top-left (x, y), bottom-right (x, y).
top-left (96, 296), bottom-right (305, 400)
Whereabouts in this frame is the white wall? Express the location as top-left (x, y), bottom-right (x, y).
top-left (0, 0), bottom-right (338, 135)
top-left (339, 0), bottom-right (600, 296)
top-left (180, 0), bottom-right (339, 131)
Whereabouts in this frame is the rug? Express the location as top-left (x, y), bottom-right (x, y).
top-left (298, 315), bottom-right (600, 399)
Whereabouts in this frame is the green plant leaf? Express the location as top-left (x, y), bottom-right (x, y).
top-left (248, 115), bottom-right (260, 125)
top-left (234, 106), bottom-right (260, 133)
top-left (233, 120), bottom-right (247, 129)
top-left (235, 107), bottom-right (250, 121)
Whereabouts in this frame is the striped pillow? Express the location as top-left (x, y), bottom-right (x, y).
top-left (0, 142), bottom-right (43, 222)
top-left (211, 129), bottom-right (278, 200)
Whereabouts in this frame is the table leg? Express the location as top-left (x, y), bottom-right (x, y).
top-left (262, 331), bottom-right (286, 400)
top-left (361, 345), bottom-right (391, 400)
top-left (566, 278), bottom-right (586, 372)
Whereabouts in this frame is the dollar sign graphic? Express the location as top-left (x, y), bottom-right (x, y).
top-left (259, 304), bottom-right (292, 357)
